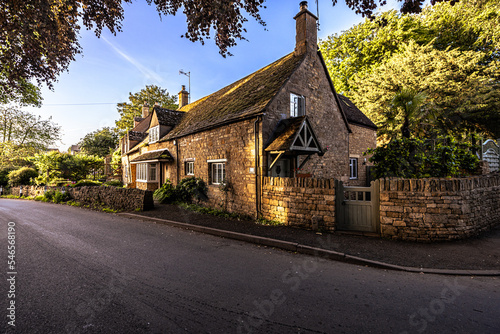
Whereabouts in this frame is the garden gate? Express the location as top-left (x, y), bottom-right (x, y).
top-left (335, 180), bottom-right (380, 233)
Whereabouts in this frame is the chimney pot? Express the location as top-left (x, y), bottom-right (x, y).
top-left (178, 85), bottom-right (189, 108)
top-left (294, 1), bottom-right (318, 56)
top-left (142, 101), bottom-right (150, 118)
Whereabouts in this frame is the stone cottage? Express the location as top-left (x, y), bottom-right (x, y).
top-left (121, 1), bottom-right (377, 217)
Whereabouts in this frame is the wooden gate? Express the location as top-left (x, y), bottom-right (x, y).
top-left (335, 180), bottom-right (380, 233)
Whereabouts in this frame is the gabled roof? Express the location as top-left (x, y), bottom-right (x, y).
top-left (131, 113), bottom-right (153, 133)
top-left (265, 116), bottom-right (322, 154)
top-left (162, 52), bottom-right (306, 140)
top-left (338, 95), bottom-right (377, 130)
top-left (130, 149), bottom-right (173, 163)
top-left (153, 107), bottom-right (186, 127)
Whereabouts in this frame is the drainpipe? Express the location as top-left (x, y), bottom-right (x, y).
top-left (254, 116), bottom-right (261, 218)
top-left (175, 139), bottom-right (180, 185)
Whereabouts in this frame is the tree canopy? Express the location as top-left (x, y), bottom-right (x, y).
top-left (320, 0), bottom-right (500, 95)
top-left (115, 85), bottom-right (178, 137)
top-left (79, 127), bottom-right (119, 157)
top-left (320, 0), bottom-right (500, 139)
top-left (1, 0), bottom-right (458, 104)
top-left (0, 107), bottom-right (61, 148)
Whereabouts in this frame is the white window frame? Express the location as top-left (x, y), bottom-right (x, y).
top-left (185, 161), bottom-right (194, 175)
top-left (136, 163), bottom-right (148, 182)
top-left (349, 158), bottom-right (358, 180)
top-left (149, 163), bottom-right (157, 181)
top-left (211, 163), bottom-right (225, 185)
top-left (136, 162), bottom-right (158, 182)
top-left (290, 93), bottom-right (305, 117)
top-left (149, 126), bottom-right (160, 143)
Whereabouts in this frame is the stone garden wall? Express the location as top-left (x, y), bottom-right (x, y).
top-left (261, 177), bottom-right (336, 231)
top-left (379, 174), bottom-right (500, 241)
top-left (69, 186), bottom-right (154, 211)
top-left (9, 185), bottom-right (154, 212)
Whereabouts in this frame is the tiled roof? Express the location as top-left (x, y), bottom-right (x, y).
top-left (154, 107), bottom-right (186, 127)
top-left (338, 95), bottom-right (377, 130)
top-left (130, 149), bottom-right (173, 163)
top-left (131, 113), bottom-right (152, 133)
top-left (163, 52), bottom-right (305, 140)
top-left (129, 131), bottom-right (147, 141)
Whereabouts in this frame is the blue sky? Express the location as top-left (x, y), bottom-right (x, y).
top-left (24, 0), bottom-right (399, 150)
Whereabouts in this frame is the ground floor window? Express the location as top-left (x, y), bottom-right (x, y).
top-left (349, 158), bottom-right (358, 179)
top-left (185, 161), bottom-right (194, 175)
top-left (210, 162), bottom-right (225, 185)
top-left (136, 163), bottom-right (158, 182)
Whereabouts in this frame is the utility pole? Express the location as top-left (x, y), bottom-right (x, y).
top-left (179, 70), bottom-right (191, 104)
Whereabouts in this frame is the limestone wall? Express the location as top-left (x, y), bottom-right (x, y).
top-left (69, 186), bottom-right (154, 211)
top-left (379, 174), bottom-right (500, 241)
top-left (261, 177), bottom-right (336, 231)
top-left (9, 185), bottom-right (154, 212)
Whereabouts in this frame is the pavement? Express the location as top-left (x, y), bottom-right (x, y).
top-left (119, 203), bottom-right (500, 276)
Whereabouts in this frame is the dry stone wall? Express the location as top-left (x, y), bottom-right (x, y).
top-left (9, 185), bottom-right (154, 212)
top-left (69, 186), bottom-right (154, 211)
top-left (261, 177), bottom-right (336, 231)
top-left (379, 174), bottom-right (500, 241)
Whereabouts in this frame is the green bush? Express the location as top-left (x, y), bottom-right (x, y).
top-left (366, 136), bottom-right (479, 179)
top-left (103, 180), bottom-right (123, 187)
top-left (153, 179), bottom-right (179, 204)
top-left (72, 180), bottom-right (102, 187)
top-left (154, 177), bottom-right (208, 204)
top-left (44, 189), bottom-right (71, 203)
top-left (177, 177), bottom-right (208, 203)
top-left (0, 167), bottom-right (16, 187)
top-left (7, 167), bottom-right (38, 187)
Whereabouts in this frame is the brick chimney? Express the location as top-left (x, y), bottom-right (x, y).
top-left (141, 101), bottom-right (150, 118)
top-left (178, 85), bottom-right (189, 108)
top-left (294, 1), bottom-right (318, 56)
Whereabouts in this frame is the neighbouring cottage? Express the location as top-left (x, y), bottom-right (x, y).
top-left (121, 1), bottom-right (377, 217)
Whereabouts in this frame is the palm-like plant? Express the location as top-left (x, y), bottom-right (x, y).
top-left (385, 88), bottom-right (428, 139)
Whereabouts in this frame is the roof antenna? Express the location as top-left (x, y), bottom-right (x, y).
top-left (179, 69), bottom-right (191, 104)
top-left (316, 0), bottom-right (320, 31)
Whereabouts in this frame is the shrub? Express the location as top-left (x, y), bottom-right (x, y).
top-left (7, 167), bottom-right (38, 187)
top-left (72, 180), bottom-right (102, 187)
top-left (0, 167), bottom-right (15, 187)
top-left (53, 190), bottom-right (71, 203)
top-left (153, 179), bottom-right (179, 204)
top-left (177, 177), bottom-right (208, 203)
top-left (103, 180), bottom-right (123, 187)
top-left (366, 136), bottom-right (479, 179)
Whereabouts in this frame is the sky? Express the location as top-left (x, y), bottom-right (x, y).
top-left (24, 0), bottom-right (401, 151)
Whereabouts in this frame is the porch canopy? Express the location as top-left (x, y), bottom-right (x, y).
top-left (265, 116), bottom-right (323, 170)
top-left (130, 149), bottom-right (173, 164)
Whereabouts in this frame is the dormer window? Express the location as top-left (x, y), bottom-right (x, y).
top-left (290, 93), bottom-right (305, 117)
top-left (149, 126), bottom-right (160, 143)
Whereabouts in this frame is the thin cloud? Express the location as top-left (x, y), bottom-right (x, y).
top-left (102, 36), bottom-right (164, 83)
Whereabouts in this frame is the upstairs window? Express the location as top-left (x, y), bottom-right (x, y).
top-left (149, 126), bottom-right (160, 143)
top-left (290, 93), bottom-right (305, 117)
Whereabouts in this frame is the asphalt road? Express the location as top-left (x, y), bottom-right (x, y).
top-left (0, 199), bottom-right (499, 334)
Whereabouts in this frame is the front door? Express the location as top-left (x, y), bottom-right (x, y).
top-left (271, 159), bottom-right (291, 177)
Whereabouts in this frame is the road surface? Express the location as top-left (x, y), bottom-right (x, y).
top-left (0, 199), bottom-right (499, 333)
